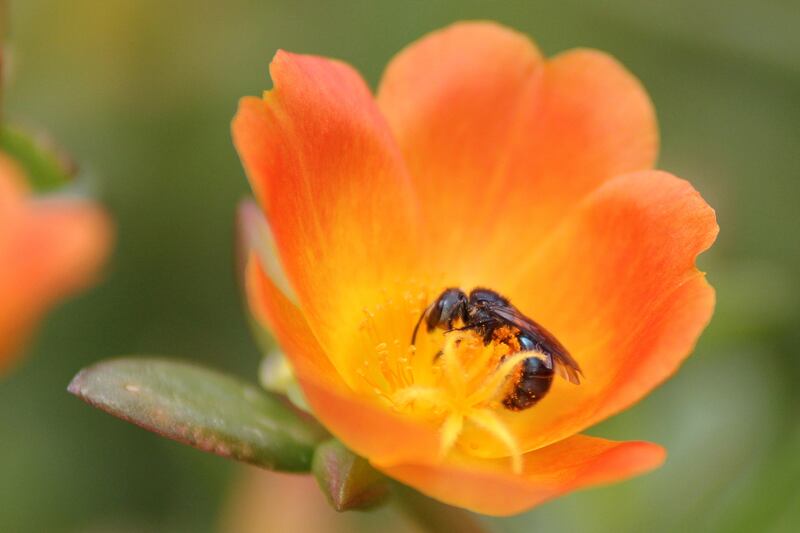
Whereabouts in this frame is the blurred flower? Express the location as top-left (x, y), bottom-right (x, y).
top-left (221, 468), bottom-right (418, 533)
top-left (0, 153), bottom-right (111, 373)
top-left (233, 22), bottom-right (717, 515)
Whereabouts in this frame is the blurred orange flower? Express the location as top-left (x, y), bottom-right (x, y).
top-left (221, 469), bottom-right (417, 533)
top-left (233, 22), bottom-right (717, 515)
top-left (0, 154), bottom-right (111, 373)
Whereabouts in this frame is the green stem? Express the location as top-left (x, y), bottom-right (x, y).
top-left (392, 483), bottom-right (491, 533)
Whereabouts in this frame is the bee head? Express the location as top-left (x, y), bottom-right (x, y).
top-left (426, 288), bottom-right (469, 332)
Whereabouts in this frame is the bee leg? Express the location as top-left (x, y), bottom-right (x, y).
top-left (445, 320), bottom-right (493, 334)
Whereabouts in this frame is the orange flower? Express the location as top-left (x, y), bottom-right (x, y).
top-left (0, 154), bottom-right (111, 373)
top-left (232, 22), bottom-right (717, 516)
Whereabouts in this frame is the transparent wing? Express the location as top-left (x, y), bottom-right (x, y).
top-left (488, 304), bottom-right (583, 385)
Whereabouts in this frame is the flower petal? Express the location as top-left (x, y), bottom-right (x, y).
top-left (377, 21), bottom-right (657, 280)
top-left (459, 171), bottom-right (717, 456)
top-left (246, 256), bottom-right (442, 466)
top-left (232, 51), bottom-right (420, 364)
top-left (0, 158), bottom-right (112, 370)
top-left (378, 434), bottom-right (665, 516)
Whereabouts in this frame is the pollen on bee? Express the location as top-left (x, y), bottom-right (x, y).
top-left (351, 285), bottom-right (527, 473)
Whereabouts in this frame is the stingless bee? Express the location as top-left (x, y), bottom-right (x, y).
top-left (412, 288), bottom-right (582, 410)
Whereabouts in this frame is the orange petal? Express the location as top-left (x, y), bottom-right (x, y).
top-left (377, 22), bottom-right (657, 281)
top-left (0, 158), bottom-right (112, 371)
top-left (458, 171), bottom-right (717, 456)
top-left (232, 51), bottom-right (420, 366)
top-left (378, 434), bottom-right (665, 516)
top-left (246, 255), bottom-right (442, 465)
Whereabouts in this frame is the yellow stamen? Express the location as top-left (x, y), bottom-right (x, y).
top-left (353, 286), bottom-right (530, 472)
top-left (439, 332), bottom-right (471, 396)
top-left (392, 386), bottom-right (449, 410)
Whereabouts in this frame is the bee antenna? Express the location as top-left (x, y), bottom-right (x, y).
top-left (410, 303), bottom-right (432, 345)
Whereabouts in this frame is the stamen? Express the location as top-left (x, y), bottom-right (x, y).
top-left (352, 284), bottom-right (528, 472)
top-left (356, 365), bottom-right (393, 405)
top-left (392, 386), bottom-right (449, 409)
top-left (439, 332), bottom-right (471, 396)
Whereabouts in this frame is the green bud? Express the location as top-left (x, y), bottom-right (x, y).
top-left (312, 438), bottom-right (391, 512)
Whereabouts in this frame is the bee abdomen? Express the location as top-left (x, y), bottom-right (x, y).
top-left (502, 355), bottom-right (555, 411)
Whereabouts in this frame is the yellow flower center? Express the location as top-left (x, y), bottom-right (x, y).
top-left (351, 286), bottom-right (529, 473)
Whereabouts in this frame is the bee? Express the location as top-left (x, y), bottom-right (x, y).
top-left (412, 288), bottom-right (582, 410)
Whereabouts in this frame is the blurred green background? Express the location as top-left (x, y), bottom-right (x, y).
top-left (1, 1), bottom-right (798, 531)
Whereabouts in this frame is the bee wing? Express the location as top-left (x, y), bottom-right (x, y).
top-left (551, 354), bottom-right (582, 385)
top-left (487, 304), bottom-right (583, 385)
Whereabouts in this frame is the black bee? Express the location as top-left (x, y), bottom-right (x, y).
top-left (412, 288), bottom-right (582, 410)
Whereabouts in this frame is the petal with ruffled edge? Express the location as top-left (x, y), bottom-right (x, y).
top-left (456, 171), bottom-right (717, 457)
top-left (377, 21), bottom-right (657, 283)
top-left (232, 51), bottom-right (420, 373)
top-left (379, 434), bottom-right (665, 516)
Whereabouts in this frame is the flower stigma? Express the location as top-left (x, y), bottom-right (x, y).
top-left (353, 286), bottom-right (537, 473)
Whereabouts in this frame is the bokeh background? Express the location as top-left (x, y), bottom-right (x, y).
top-left (1, 1), bottom-right (799, 531)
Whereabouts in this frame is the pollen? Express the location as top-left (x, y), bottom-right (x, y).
top-left (352, 287), bottom-right (528, 473)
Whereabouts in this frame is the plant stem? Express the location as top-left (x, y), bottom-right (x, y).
top-left (392, 482), bottom-right (491, 533)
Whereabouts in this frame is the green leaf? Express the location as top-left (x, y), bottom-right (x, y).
top-left (312, 438), bottom-right (391, 512)
top-left (0, 125), bottom-right (74, 192)
top-left (68, 357), bottom-right (328, 472)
